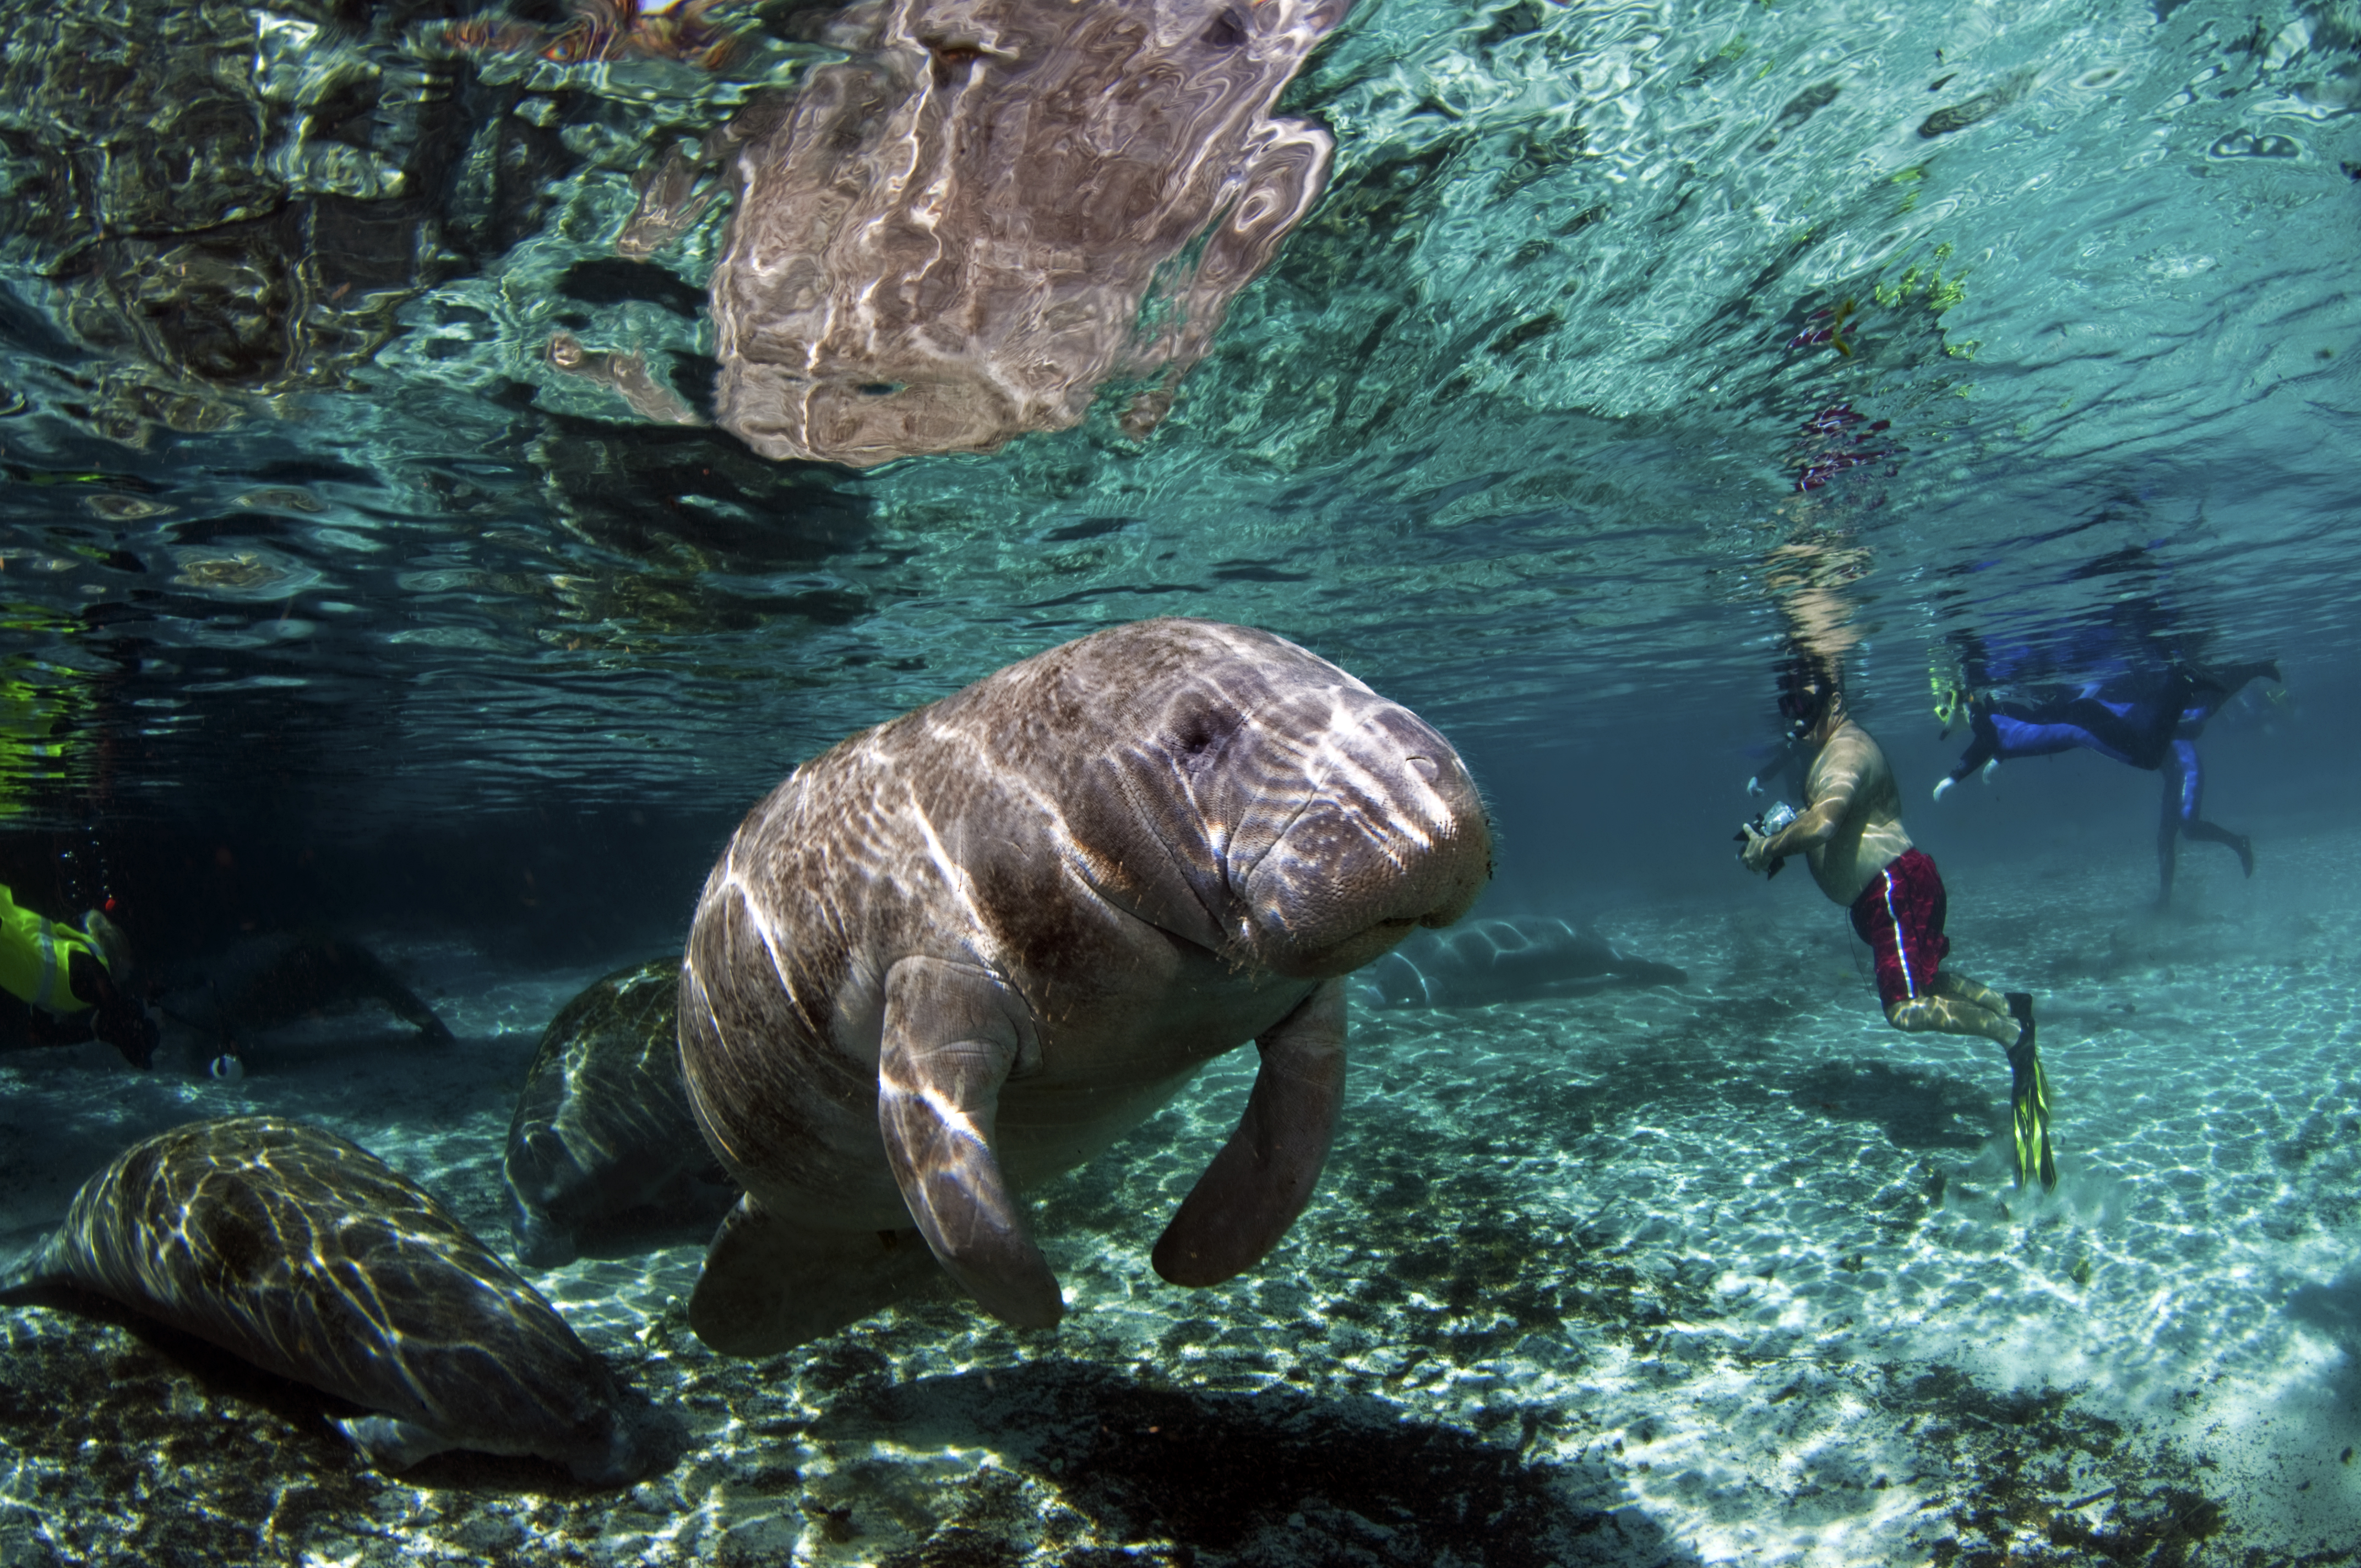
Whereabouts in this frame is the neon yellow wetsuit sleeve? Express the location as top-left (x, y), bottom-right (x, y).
top-left (0, 884), bottom-right (105, 1015)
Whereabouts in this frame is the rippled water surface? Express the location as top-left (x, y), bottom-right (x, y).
top-left (2, 0), bottom-right (2358, 1563)
top-left (0, 0), bottom-right (2351, 815)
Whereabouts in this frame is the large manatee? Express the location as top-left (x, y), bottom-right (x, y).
top-left (679, 617), bottom-right (1492, 1355)
top-left (0, 1117), bottom-right (670, 1482)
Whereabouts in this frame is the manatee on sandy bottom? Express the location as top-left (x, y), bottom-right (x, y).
top-left (158, 932), bottom-right (455, 1071)
top-left (505, 957), bottom-right (736, 1267)
top-left (679, 617), bottom-right (1493, 1356)
top-left (1351, 917), bottom-right (1688, 1009)
top-left (0, 1116), bottom-right (672, 1482)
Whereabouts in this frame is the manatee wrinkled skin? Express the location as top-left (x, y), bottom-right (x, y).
top-left (655, 0), bottom-right (1351, 465)
top-left (505, 958), bottom-right (736, 1267)
top-left (0, 1117), bottom-right (670, 1483)
top-left (1352, 917), bottom-right (1689, 1010)
top-left (679, 617), bottom-right (1492, 1356)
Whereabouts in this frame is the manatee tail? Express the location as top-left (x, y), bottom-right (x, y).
top-left (2003, 993), bottom-right (2057, 1191)
top-left (688, 1198), bottom-right (939, 1358)
top-left (0, 1231), bottom-right (74, 1302)
top-left (373, 969), bottom-right (455, 1044)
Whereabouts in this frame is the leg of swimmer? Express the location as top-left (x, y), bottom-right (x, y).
top-left (1888, 992), bottom-right (2055, 1190)
top-left (1885, 993), bottom-right (2016, 1047)
top-left (2132, 673), bottom-right (2191, 769)
top-left (1932, 968), bottom-right (2010, 1020)
top-left (2184, 819), bottom-right (2254, 876)
top-left (2055, 696), bottom-right (2173, 770)
top-left (2212, 658), bottom-right (2280, 694)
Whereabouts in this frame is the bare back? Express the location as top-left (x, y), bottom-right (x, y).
top-left (1803, 720), bottom-right (1914, 907)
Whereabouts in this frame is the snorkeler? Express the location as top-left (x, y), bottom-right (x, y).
top-left (0, 885), bottom-right (157, 1068)
top-left (1934, 658), bottom-right (2280, 906)
top-left (1739, 655), bottom-right (2055, 1190)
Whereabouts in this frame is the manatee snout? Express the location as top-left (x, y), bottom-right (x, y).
top-left (1244, 706), bottom-right (1490, 977)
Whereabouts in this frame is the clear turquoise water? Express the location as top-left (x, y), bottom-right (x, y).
top-left (2, 0), bottom-right (2358, 1562)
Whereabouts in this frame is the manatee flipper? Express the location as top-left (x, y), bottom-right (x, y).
top-left (334, 1414), bottom-right (459, 1471)
top-left (1153, 978), bottom-right (1346, 1288)
top-left (875, 956), bottom-right (1062, 1331)
top-left (687, 1200), bottom-right (937, 1357)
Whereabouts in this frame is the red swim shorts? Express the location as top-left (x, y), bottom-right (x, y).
top-left (1847, 848), bottom-right (1950, 1010)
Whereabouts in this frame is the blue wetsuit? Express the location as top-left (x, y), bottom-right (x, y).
top-left (1944, 661), bottom-right (2275, 903)
top-left (1943, 678), bottom-right (2189, 780)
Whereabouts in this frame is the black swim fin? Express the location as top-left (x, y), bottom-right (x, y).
top-left (2003, 993), bottom-right (2056, 1191)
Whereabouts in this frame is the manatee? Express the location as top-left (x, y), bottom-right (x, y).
top-left (1350, 917), bottom-right (1689, 1010)
top-left (0, 1116), bottom-right (668, 1482)
top-left (679, 617), bottom-right (1492, 1356)
top-left (504, 957), bottom-right (737, 1267)
top-left (162, 931), bottom-right (455, 1058)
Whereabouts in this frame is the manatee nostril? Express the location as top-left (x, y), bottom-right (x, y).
top-left (1406, 755), bottom-right (1439, 782)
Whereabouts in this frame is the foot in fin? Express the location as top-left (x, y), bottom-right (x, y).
top-left (2235, 834), bottom-right (2255, 878)
top-left (2002, 993), bottom-right (2057, 1191)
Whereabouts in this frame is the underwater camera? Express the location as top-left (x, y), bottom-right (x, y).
top-left (1736, 800), bottom-right (1798, 878)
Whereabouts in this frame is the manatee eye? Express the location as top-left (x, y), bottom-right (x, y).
top-left (1169, 700), bottom-right (1245, 774)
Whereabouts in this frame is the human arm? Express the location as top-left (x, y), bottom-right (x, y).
top-left (1740, 726), bottom-right (1869, 873)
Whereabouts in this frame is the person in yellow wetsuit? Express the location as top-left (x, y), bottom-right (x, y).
top-left (0, 886), bottom-right (157, 1067)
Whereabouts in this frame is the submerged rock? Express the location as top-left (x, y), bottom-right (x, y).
top-left (504, 956), bottom-right (735, 1267)
top-left (0, 1115), bottom-right (675, 1483)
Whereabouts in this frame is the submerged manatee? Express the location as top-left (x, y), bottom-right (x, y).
top-left (505, 957), bottom-right (736, 1266)
top-left (164, 931), bottom-right (455, 1060)
top-left (679, 617), bottom-right (1493, 1356)
top-left (1352, 917), bottom-right (1688, 1009)
top-left (0, 1117), bottom-right (667, 1482)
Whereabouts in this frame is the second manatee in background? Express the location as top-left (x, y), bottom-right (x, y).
top-left (504, 957), bottom-right (737, 1267)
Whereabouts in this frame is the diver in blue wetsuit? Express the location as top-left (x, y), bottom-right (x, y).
top-left (1934, 659), bottom-right (2281, 905)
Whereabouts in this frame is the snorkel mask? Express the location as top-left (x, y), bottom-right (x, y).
top-left (1928, 646), bottom-right (1968, 736)
top-left (1777, 656), bottom-right (1838, 742)
top-left (1932, 680), bottom-right (1967, 735)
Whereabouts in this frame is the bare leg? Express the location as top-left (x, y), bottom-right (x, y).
top-left (1934, 968), bottom-right (2011, 1020)
top-left (1887, 989), bottom-right (2017, 1048)
top-left (1892, 979), bottom-right (2052, 1189)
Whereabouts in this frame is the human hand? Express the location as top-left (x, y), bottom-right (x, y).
top-left (1932, 776), bottom-right (1955, 802)
top-left (1739, 825), bottom-right (1772, 873)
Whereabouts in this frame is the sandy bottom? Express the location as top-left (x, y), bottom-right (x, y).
top-left (3, 829), bottom-right (2358, 1567)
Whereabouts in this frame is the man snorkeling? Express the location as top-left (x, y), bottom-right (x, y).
top-left (0, 885), bottom-right (157, 1068)
top-left (1740, 654), bottom-right (2056, 1190)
